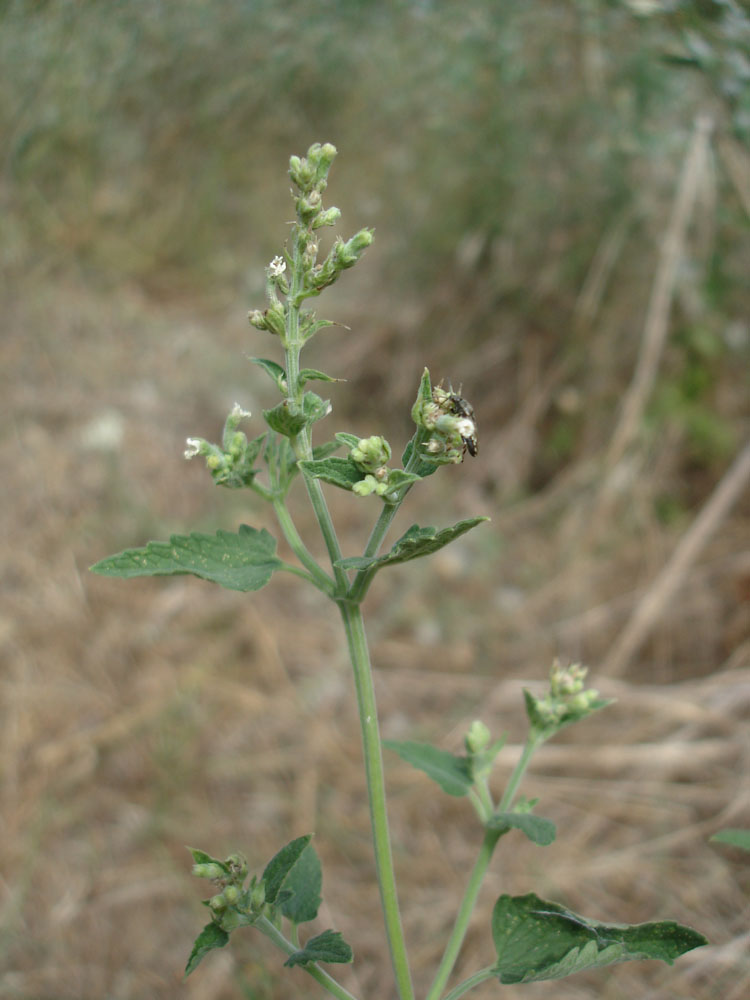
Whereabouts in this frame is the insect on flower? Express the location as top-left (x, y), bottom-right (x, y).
top-left (433, 384), bottom-right (479, 459)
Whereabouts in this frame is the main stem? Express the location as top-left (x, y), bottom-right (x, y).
top-left (338, 601), bottom-right (414, 1000)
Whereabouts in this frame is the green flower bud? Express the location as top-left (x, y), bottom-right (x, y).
top-left (209, 893), bottom-right (228, 912)
top-left (250, 880), bottom-right (266, 911)
top-left (264, 301), bottom-right (287, 338)
top-left (465, 719), bottom-right (491, 754)
top-left (248, 309), bottom-right (269, 331)
top-left (313, 206), bottom-right (342, 229)
top-left (222, 884), bottom-right (240, 905)
top-left (350, 435), bottom-right (392, 473)
top-left (289, 154), bottom-right (315, 191)
top-left (352, 474), bottom-right (380, 497)
top-left (296, 190), bottom-right (322, 224)
top-left (192, 862), bottom-right (226, 880)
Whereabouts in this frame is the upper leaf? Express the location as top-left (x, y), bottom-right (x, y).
top-left (486, 812), bottom-right (557, 846)
top-left (491, 893), bottom-right (707, 984)
top-left (299, 368), bottom-right (344, 385)
top-left (283, 929), bottom-right (354, 968)
top-left (185, 922), bottom-right (230, 977)
top-left (384, 739), bottom-right (473, 797)
top-left (90, 525), bottom-right (281, 592)
top-left (279, 842), bottom-right (323, 924)
top-left (300, 455), bottom-right (366, 491)
top-left (250, 357), bottom-right (287, 393)
top-left (337, 517), bottom-right (489, 572)
top-left (261, 835), bottom-right (313, 906)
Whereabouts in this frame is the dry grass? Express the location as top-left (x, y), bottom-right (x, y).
top-left (1, 261), bottom-right (748, 1000)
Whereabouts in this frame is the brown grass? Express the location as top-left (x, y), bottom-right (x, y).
top-left (1, 255), bottom-right (748, 1000)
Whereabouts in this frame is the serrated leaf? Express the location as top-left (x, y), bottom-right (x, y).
top-left (299, 368), bottom-right (343, 385)
top-left (261, 835), bottom-right (312, 905)
top-left (263, 400), bottom-right (308, 437)
top-left (185, 922), bottom-right (229, 977)
top-left (284, 929), bottom-right (354, 968)
top-left (249, 357), bottom-right (287, 391)
top-left (90, 525), bottom-right (281, 592)
top-left (336, 517), bottom-right (489, 573)
top-left (279, 843), bottom-right (323, 924)
top-left (491, 893), bottom-right (707, 984)
top-left (487, 812), bottom-right (557, 846)
top-left (300, 456), bottom-right (365, 491)
top-left (711, 828), bottom-right (750, 852)
top-left (384, 740), bottom-right (473, 797)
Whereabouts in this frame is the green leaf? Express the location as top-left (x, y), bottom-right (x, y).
top-left (384, 740), bottom-right (473, 797)
top-left (279, 842), bottom-right (323, 924)
top-left (334, 431), bottom-right (361, 450)
top-left (711, 828), bottom-right (750, 852)
top-left (284, 929), bottom-right (354, 968)
top-left (185, 922), bottom-right (229, 977)
top-left (300, 456), bottom-right (365, 491)
top-left (261, 835), bottom-right (313, 905)
top-left (491, 893), bottom-right (707, 985)
top-left (249, 357), bottom-right (287, 392)
top-left (263, 400), bottom-right (308, 437)
top-left (487, 812), bottom-right (557, 846)
top-left (302, 391), bottom-right (331, 424)
top-left (188, 848), bottom-right (229, 871)
top-left (90, 525), bottom-right (281, 592)
top-left (299, 368), bottom-right (344, 385)
top-left (337, 517), bottom-right (490, 572)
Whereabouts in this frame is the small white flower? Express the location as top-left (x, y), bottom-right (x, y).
top-left (184, 438), bottom-right (202, 459)
top-left (456, 417), bottom-right (476, 439)
top-left (268, 255), bottom-right (286, 278)
top-left (230, 402), bottom-right (252, 419)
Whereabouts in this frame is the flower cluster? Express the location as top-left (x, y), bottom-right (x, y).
top-left (412, 382), bottom-right (478, 464)
top-left (524, 660), bottom-right (604, 736)
top-left (184, 403), bottom-right (264, 489)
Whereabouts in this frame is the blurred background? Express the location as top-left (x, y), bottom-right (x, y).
top-left (1, 1), bottom-right (749, 998)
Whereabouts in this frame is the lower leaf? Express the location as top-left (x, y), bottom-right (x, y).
top-left (491, 893), bottom-right (707, 984)
top-left (185, 922), bottom-right (229, 977)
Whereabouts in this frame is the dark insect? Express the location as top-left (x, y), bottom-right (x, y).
top-left (446, 391), bottom-right (478, 458)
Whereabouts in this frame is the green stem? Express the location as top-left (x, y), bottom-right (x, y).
top-left (256, 916), bottom-right (360, 1000)
top-left (424, 829), bottom-right (501, 1000)
top-left (426, 733), bottom-right (543, 1000)
top-left (441, 967), bottom-right (496, 1000)
top-left (273, 497), bottom-right (335, 595)
top-left (498, 734), bottom-right (541, 812)
top-left (338, 601), bottom-right (414, 1000)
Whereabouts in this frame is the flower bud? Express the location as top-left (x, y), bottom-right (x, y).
top-left (350, 435), bottom-right (392, 473)
top-left (465, 720), bottom-right (491, 754)
top-left (250, 880), bottom-right (266, 911)
top-left (313, 206), bottom-right (342, 229)
top-left (222, 884), bottom-right (240, 905)
top-left (192, 862), bottom-right (226, 880)
top-left (209, 893), bottom-right (228, 912)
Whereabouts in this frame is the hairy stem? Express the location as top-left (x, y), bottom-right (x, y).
top-left (338, 601), bottom-right (414, 1000)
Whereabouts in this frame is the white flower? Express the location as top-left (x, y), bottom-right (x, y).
top-left (230, 402), bottom-right (251, 419)
top-left (268, 255), bottom-right (286, 278)
top-left (184, 438), bottom-right (202, 459)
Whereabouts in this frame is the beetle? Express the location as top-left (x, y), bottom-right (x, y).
top-left (442, 387), bottom-right (479, 458)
